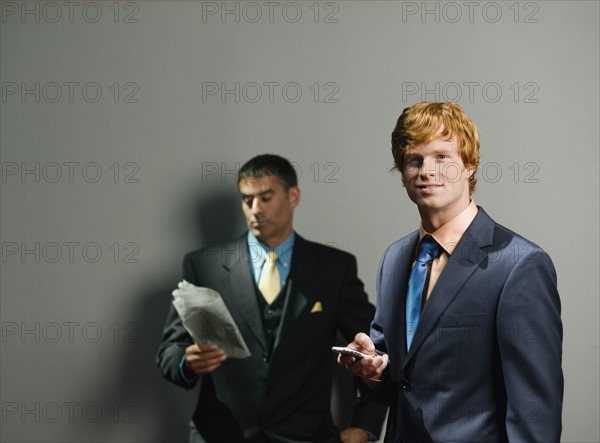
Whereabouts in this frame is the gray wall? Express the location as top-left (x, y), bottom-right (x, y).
top-left (1, 1), bottom-right (598, 442)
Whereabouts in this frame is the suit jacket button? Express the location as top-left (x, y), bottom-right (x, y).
top-left (400, 378), bottom-right (411, 390)
top-left (263, 353), bottom-right (269, 363)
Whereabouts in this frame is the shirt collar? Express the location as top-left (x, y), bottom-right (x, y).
top-left (247, 230), bottom-right (295, 266)
top-left (419, 200), bottom-right (478, 255)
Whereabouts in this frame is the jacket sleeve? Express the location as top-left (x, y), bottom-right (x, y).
top-left (335, 254), bottom-right (377, 341)
top-left (497, 247), bottom-right (563, 442)
top-left (335, 253), bottom-right (388, 439)
top-left (155, 253), bottom-right (199, 389)
top-left (353, 245), bottom-right (396, 406)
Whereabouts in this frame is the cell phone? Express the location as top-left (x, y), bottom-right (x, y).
top-left (331, 346), bottom-right (370, 360)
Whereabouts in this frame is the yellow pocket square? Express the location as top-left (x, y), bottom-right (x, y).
top-left (310, 301), bottom-right (323, 313)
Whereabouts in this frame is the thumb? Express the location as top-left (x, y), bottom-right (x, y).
top-left (354, 332), bottom-right (374, 352)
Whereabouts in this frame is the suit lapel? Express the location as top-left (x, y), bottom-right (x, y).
top-left (272, 236), bottom-right (311, 353)
top-left (401, 208), bottom-right (495, 369)
top-left (221, 237), bottom-right (268, 351)
top-left (386, 233), bottom-right (419, 363)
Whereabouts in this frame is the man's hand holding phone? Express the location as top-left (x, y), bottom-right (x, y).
top-left (335, 332), bottom-right (389, 389)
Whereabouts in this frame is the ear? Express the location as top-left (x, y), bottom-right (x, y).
top-left (288, 186), bottom-right (301, 208)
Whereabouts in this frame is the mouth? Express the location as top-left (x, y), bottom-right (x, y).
top-left (250, 220), bottom-right (267, 228)
top-left (416, 183), bottom-right (443, 193)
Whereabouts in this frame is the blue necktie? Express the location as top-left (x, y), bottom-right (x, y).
top-left (406, 235), bottom-right (441, 350)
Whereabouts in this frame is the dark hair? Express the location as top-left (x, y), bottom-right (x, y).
top-left (238, 154), bottom-right (298, 190)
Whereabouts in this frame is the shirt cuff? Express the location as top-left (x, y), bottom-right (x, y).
top-left (179, 354), bottom-right (198, 385)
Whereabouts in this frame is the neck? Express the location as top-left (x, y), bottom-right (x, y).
top-left (419, 200), bottom-right (471, 232)
top-left (258, 228), bottom-right (293, 250)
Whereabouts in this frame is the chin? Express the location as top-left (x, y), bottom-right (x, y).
top-left (409, 194), bottom-right (435, 206)
top-left (256, 230), bottom-right (271, 241)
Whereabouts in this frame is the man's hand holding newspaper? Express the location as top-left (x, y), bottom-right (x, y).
top-left (172, 280), bottom-right (251, 359)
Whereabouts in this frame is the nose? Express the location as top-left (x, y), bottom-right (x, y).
top-left (250, 198), bottom-right (262, 214)
top-left (420, 157), bottom-right (437, 177)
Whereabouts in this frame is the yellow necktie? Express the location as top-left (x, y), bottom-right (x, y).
top-left (258, 251), bottom-right (280, 304)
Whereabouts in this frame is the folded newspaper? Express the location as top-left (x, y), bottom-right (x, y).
top-left (172, 280), bottom-right (251, 359)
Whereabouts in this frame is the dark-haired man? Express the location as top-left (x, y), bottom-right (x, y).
top-left (157, 154), bottom-right (386, 443)
top-left (339, 102), bottom-right (563, 442)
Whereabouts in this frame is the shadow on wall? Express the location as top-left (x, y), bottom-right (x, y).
top-left (73, 187), bottom-right (245, 442)
top-left (194, 187), bottom-right (246, 246)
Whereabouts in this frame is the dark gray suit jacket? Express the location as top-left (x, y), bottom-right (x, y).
top-left (369, 207), bottom-right (563, 443)
top-left (157, 234), bottom-right (386, 443)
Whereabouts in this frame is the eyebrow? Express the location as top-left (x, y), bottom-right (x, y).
top-left (405, 148), bottom-right (452, 156)
top-left (240, 189), bottom-right (274, 198)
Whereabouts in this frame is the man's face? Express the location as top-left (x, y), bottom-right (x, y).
top-left (402, 136), bottom-right (473, 222)
top-left (239, 175), bottom-right (300, 246)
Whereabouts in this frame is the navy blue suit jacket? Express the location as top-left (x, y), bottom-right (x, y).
top-left (370, 207), bottom-right (563, 443)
